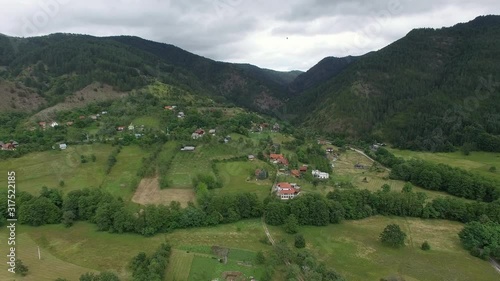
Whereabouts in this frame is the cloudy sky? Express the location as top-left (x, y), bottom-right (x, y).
top-left (1, 0), bottom-right (500, 71)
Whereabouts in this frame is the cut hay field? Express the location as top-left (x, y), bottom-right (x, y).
top-left (3, 220), bottom-right (270, 281)
top-left (0, 144), bottom-right (147, 199)
top-left (213, 161), bottom-right (274, 199)
top-left (132, 176), bottom-right (195, 207)
top-left (267, 216), bottom-right (499, 281)
top-left (388, 148), bottom-right (500, 182)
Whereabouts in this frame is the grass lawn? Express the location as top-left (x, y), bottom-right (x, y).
top-left (267, 216), bottom-right (499, 281)
top-left (388, 148), bottom-right (500, 182)
top-left (5, 220), bottom-right (270, 281)
top-left (132, 116), bottom-right (161, 130)
top-left (188, 255), bottom-right (264, 281)
top-left (213, 161), bottom-right (274, 199)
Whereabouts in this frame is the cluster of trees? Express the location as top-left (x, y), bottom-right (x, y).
top-left (369, 148), bottom-right (500, 202)
top-left (295, 144), bottom-right (332, 173)
top-left (77, 272), bottom-right (120, 281)
top-left (129, 243), bottom-right (172, 281)
top-left (105, 146), bottom-right (122, 174)
top-left (459, 220), bottom-right (500, 260)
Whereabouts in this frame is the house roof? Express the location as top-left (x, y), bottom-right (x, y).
top-left (299, 166), bottom-right (308, 172)
top-left (291, 170), bottom-right (300, 177)
top-left (270, 153), bottom-right (284, 160)
top-left (195, 129), bottom-right (205, 134)
top-left (277, 182), bottom-right (292, 189)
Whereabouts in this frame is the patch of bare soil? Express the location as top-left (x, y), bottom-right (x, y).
top-left (132, 176), bottom-right (195, 207)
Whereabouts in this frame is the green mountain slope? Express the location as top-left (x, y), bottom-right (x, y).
top-left (288, 15), bottom-right (500, 152)
top-left (0, 33), bottom-right (296, 113)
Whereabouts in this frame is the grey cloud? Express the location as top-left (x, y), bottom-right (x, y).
top-left (1, 0), bottom-right (500, 71)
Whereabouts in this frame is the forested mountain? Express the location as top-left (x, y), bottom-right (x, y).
top-left (288, 55), bottom-right (358, 94)
top-left (1, 15), bottom-right (499, 152)
top-left (0, 33), bottom-right (297, 113)
top-left (287, 15), bottom-right (500, 152)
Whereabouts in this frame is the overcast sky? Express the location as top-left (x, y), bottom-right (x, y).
top-left (1, 0), bottom-right (500, 71)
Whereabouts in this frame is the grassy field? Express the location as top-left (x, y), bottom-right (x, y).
top-left (165, 249), bottom-right (194, 281)
top-left (0, 144), bottom-right (147, 200)
top-left (0, 231), bottom-right (96, 281)
top-left (101, 145), bottom-right (146, 200)
top-left (388, 148), bottom-right (500, 182)
top-left (132, 116), bottom-right (161, 130)
top-left (0, 144), bottom-right (112, 195)
top-left (166, 142), bottom-right (252, 188)
top-left (267, 216), bottom-right (498, 281)
top-left (333, 150), bottom-right (470, 200)
top-left (213, 161), bottom-right (274, 199)
top-left (3, 220), bottom-right (271, 281)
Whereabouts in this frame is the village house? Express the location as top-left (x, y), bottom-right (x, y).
top-left (90, 115), bottom-right (98, 121)
top-left (312, 170), bottom-right (330, 179)
top-left (50, 121), bottom-right (59, 128)
top-left (299, 165), bottom-right (308, 173)
top-left (275, 182), bottom-right (300, 200)
top-left (224, 135), bottom-right (231, 143)
top-left (101, 111), bottom-right (108, 115)
top-left (164, 105), bottom-right (177, 110)
top-left (181, 146), bottom-right (196, 151)
top-left (66, 121), bottom-right (74, 126)
top-left (177, 111), bottom-right (185, 118)
top-left (248, 155), bottom-right (255, 161)
top-left (326, 147), bottom-right (334, 153)
top-left (79, 115), bottom-right (86, 120)
top-left (1, 140), bottom-right (18, 151)
top-left (209, 129), bottom-right (216, 135)
top-left (291, 169), bottom-right (301, 178)
top-left (128, 123), bottom-right (135, 131)
top-left (116, 126), bottom-right (126, 132)
top-left (59, 143), bottom-right (67, 150)
top-left (38, 121), bottom-right (47, 129)
top-left (269, 153), bottom-right (289, 166)
top-left (192, 129), bottom-right (205, 139)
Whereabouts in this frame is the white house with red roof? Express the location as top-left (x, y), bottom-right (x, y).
top-left (275, 182), bottom-right (300, 200)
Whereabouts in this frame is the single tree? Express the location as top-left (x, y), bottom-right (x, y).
top-left (294, 234), bottom-right (306, 248)
top-left (380, 224), bottom-right (406, 248)
top-left (255, 251), bottom-right (266, 265)
top-left (284, 214), bottom-right (299, 234)
top-left (489, 166), bottom-right (497, 173)
top-left (16, 259), bottom-right (29, 276)
top-left (421, 241), bottom-right (431, 251)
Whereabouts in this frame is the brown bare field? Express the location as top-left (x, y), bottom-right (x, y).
top-left (132, 176), bottom-right (195, 207)
top-left (30, 83), bottom-right (127, 121)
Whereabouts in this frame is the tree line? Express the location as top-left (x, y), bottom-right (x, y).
top-left (265, 187), bottom-right (500, 227)
top-left (369, 148), bottom-right (500, 202)
top-left (1, 187), bottom-right (263, 237)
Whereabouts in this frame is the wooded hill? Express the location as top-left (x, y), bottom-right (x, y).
top-left (287, 15), bottom-right (500, 152)
top-left (1, 15), bottom-right (499, 152)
